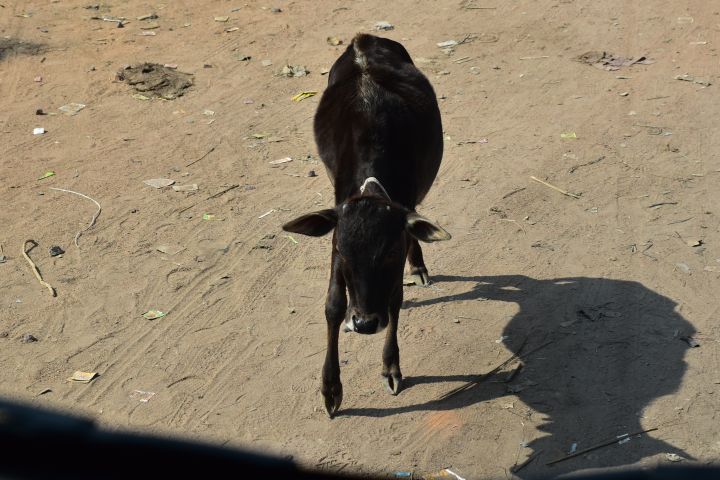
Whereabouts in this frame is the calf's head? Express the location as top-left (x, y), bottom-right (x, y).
top-left (283, 196), bottom-right (450, 334)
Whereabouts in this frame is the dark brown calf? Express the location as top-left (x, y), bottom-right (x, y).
top-left (283, 33), bottom-right (450, 417)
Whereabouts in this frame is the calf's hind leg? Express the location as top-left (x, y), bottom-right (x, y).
top-left (322, 246), bottom-right (346, 418)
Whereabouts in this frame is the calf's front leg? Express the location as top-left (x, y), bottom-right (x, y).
top-left (322, 246), bottom-right (346, 418)
top-left (381, 290), bottom-right (403, 395)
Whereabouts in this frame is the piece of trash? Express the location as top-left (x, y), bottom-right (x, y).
top-left (139, 31), bottom-right (157, 36)
top-left (679, 336), bottom-right (700, 348)
top-left (34, 75), bottom-right (42, 82)
top-left (307, 170), bottom-right (317, 177)
top-left (142, 22), bottom-right (160, 29)
top-left (37, 171), bottom-right (55, 180)
top-left (675, 74), bottom-right (711, 87)
top-left (21, 334), bottom-right (38, 343)
top-left (156, 244), bottom-right (185, 255)
top-left (281, 65), bottom-right (308, 77)
top-left (202, 109), bottom-right (214, 116)
top-left (237, 54), bottom-right (251, 61)
top-left (214, 16), bottom-right (229, 22)
top-left (619, 91), bottom-right (629, 96)
top-left (569, 443), bottom-right (578, 454)
top-left (689, 41), bottom-right (707, 45)
top-left (676, 263), bottom-right (691, 273)
top-left (172, 183), bottom-right (198, 192)
top-left (286, 235), bottom-right (299, 245)
top-left (320, 68), bottom-right (330, 75)
top-left (33, 127), bottom-right (45, 135)
top-left (0, 256), bottom-right (6, 264)
top-left (291, 91), bottom-right (317, 102)
top-left (130, 390), bottom-right (156, 402)
top-left (225, 26), bottom-right (239, 32)
top-left (495, 335), bottom-right (508, 344)
top-left (202, 213), bottom-right (216, 221)
top-left (143, 178), bottom-right (175, 188)
top-left (261, 59), bottom-right (272, 67)
top-left (48, 245), bottom-right (64, 257)
top-left (68, 371), bottom-right (98, 383)
top-left (258, 209), bottom-right (276, 219)
top-left (269, 157), bottom-right (292, 165)
top-left (574, 51), bottom-right (654, 71)
top-left (132, 93), bottom-right (151, 100)
top-left (618, 437), bottom-right (631, 445)
top-left (117, 63), bottom-right (193, 100)
top-left (437, 40), bottom-right (458, 48)
top-left (560, 132), bottom-right (577, 139)
top-left (36, 109), bottom-right (45, 115)
top-left (677, 16), bottom-right (694, 24)
top-left (327, 36), bottom-right (342, 46)
top-left (394, 472), bottom-right (413, 479)
top-left (164, 63), bottom-right (178, 69)
top-left (424, 469), bottom-right (466, 480)
top-left (374, 21), bottom-right (394, 31)
top-left (58, 103), bottom-right (86, 116)
top-left (686, 239), bottom-right (703, 247)
top-left (142, 310), bottom-right (166, 320)
top-left (37, 388), bottom-right (52, 396)
top-left (137, 13), bottom-right (158, 21)
top-left (666, 453), bottom-right (684, 462)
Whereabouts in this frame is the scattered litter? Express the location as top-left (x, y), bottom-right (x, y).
top-left (58, 103), bottom-right (86, 116)
top-left (560, 132), bottom-right (577, 139)
top-left (327, 36), bottom-right (342, 46)
top-left (237, 54), bottom-right (251, 61)
top-left (68, 371), bottom-right (98, 383)
top-left (375, 21), bottom-right (394, 31)
top-left (90, 14), bottom-right (127, 26)
top-left (686, 239), bottom-right (703, 247)
top-left (48, 245), bottom-right (64, 257)
top-left (258, 209), bottom-right (276, 219)
top-left (689, 41), bottom-right (707, 45)
top-left (269, 157), bottom-right (292, 165)
top-left (286, 235), bottom-right (299, 245)
top-left (569, 443), bottom-right (578, 454)
top-left (142, 310), bottom-right (166, 320)
top-left (679, 336), bottom-right (700, 348)
top-left (141, 22), bottom-right (160, 29)
top-left (261, 59), bottom-right (272, 67)
top-left (675, 263), bottom-right (691, 273)
top-left (164, 63), bottom-right (178, 69)
top-left (665, 453), bottom-right (684, 462)
top-left (437, 40), bottom-right (459, 48)
top-left (291, 91), bottom-right (317, 102)
top-left (37, 171), bottom-right (54, 180)
top-left (574, 51), bottom-right (654, 71)
top-left (21, 334), bottom-right (38, 343)
top-left (214, 16), bottom-right (229, 22)
top-left (130, 390), bottom-right (156, 402)
top-left (202, 213), bottom-right (216, 221)
top-left (530, 176), bottom-right (580, 199)
top-left (137, 13), bottom-right (158, 21)
top-left (648, 201), bottom-right (677, 209)
top-left (156, 244), bottom-right (185, 255)
top-left (495, 335), bottom-right (508, 344)
top-left (185, 145), bottom-right (216, 167)
top-left (394, 473), bottom-right (412, 479)
top-left (619, 91), bottom-right (629, 96)
top-left (282, 65), bottom-right (308, 77)
top-left (139, 31), bottom-right (156, 36)
top-left (36, 109), bottom-right (45, 115)
top-left (675, 74), bottom-right (711, 87)
top-left (33, 127), bottom-right (45, 135)
top-left (34, 75), bottom-right (42, 82)
top-left (202, 109), bottom-right (214, 116)
top-left (225, 27), bottom-right (239, 32)
top-left (132, 93), bottom-right (150, 100)
top-left (22, 240), bottom-right (56, 297)
top-left (457, 138), bottom-right (488, 145)
top-left (307, 170), bottom-right (317, 177)
top-left (320, 68), bottom-right (330, 75)
top-left (36, 388), bottom-right (52, 396)
top-left (143, 178), bottom-right (175, 188)
top-left (519, 55), bottom-right (549, 60)
top-left (677, 16), bottom-right (694, 24)
top-left (172, 184), bottom-right (198, 192)
top-left (117, 63), bottom-right (193, 100)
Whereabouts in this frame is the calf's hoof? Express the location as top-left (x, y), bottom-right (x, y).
top-left (322, 384), bottom-right (343, 419)
top-left (382, 372), bottom-right (403, 395)
top-left (408, 267), bottom-right (430, 287)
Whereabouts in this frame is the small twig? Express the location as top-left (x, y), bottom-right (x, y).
top-left (502, 187), bottom-right (526, 199)
top-left (667, 217), bottom-right (693, 225)
top-left (648, 201), bottom-right (678, 209)
top-left (511, 450), bottom-right (542, 473)
top-left (546, 427), bottom-right (658, 465)
top-left (530, 176), bottom-right (580, 199)
top-left (185, 145), bottom-right (217, 167)
top-left (646, 96), bottom-right (670, 101)
top-left (22, 240), bottom-right (56, 297)
top-left (206, 184), bottom-right (239, 200)
top-left (519, 56), bottom-right (549, 60)
top-left (49, 188), bottom-right (101, 247)
top-left (569, 155), bottom-right (605, 174)
top-left (304, 348), bottom-right (325, 358)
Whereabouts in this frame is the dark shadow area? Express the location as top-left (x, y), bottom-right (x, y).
top-left (344, 274), bottom-right (695, 478)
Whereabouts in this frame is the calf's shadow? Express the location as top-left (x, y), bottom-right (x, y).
top-left (343, 274), bottom-right (694, 477)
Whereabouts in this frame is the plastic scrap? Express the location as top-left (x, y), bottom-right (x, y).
top-left (68, 371), bottom-right (98, 383)
top-left (37, 171), bottom-right (55, 180)
top-left (291, 91), bottom-right (317, 102)
top-left (58, 103), bottom-right (86, 116)
top-left (143, 178), bottom-right (175, 188)
top-left (142, 310), bottom-right (166, 320)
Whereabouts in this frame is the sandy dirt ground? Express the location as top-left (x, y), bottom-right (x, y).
top-left (1, 0), bottom-right (719, 478)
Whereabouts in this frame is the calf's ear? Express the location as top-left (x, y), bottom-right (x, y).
top-left (406, 212), bottom-right (451, 242)
top-left (282, 209), bottom-right (338, 237)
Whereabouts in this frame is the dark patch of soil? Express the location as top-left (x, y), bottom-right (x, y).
top-left (0, 38), bottom-right (43, 61)
top-left (116, 63), bottom-right (193, 99)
